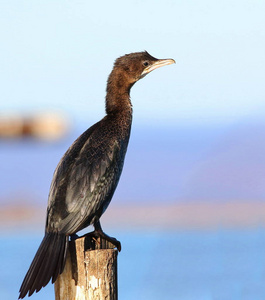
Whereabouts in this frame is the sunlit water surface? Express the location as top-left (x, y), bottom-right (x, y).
top-left (1, 228), bottom-right (265, 300)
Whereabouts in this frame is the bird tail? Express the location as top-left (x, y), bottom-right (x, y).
top-left (19, 232), bottom-right (68, 299)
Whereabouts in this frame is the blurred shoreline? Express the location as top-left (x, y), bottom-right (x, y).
top-left (1, 201), bottom-right (265, 233)
top-left (0, 111), bottom-right (70, 140)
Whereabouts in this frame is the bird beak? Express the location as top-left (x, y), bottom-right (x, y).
top-left (141, 58), bottom-right (176, 78)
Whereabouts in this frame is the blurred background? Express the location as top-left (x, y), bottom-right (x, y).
top-left (1, 0), bottom-right (265, 299)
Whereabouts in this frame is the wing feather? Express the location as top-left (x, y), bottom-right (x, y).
top-left (46, 118), bottom-right (128, 234)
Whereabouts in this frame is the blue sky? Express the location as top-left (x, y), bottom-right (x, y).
top-left (0, 0), bottom-right (265, 126)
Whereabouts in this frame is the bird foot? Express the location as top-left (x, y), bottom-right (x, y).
top-left (82, 230), bottom-right (121, 252)
top-left (95, 230), bottom-right (121, 252)
top-left (70, 233), bottom-right (79, 241)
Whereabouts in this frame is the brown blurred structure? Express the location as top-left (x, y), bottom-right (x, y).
top-left (2, 201), bottom-right (265, 232)
top-left (0, 112), bottom-right (70, 141)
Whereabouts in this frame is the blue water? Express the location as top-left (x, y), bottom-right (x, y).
top-left (2, 228), bottom-right (265, 300)
top-left (0, 124), bottom-right (228, 205)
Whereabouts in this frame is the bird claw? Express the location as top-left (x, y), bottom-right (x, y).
top-left (70, 233), bottom-right (79, 241)
top-left (82, 230), bottom-right (121, 252)
top-left (95, 232), bottom-right (121, 252)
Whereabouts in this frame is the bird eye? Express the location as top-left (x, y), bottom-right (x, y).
top-left (143, 61), bottom-right (149, 67)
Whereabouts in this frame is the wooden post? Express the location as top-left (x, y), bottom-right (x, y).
top-left (54, 236), bottom-right (118, 300)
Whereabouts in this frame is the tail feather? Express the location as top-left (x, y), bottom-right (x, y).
top-left (31, 233), bottom-right (58, 294)
top-left (42, 236), bottom-right (61, 287)
top-left (52, 234), bottom-right (68, 283)
top-left (20, 236), bottom-right (50, 297)
top-left (19, 232), bottom-right (68, 299)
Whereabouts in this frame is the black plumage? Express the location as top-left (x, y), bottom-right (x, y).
top-left (19, 51), bottom-right (175, 298)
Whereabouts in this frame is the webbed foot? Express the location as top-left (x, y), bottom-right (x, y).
top-left (83, 221), bottom-right (121, 251)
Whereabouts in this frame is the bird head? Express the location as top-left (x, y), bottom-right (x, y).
top-left (113, 51), bottom-right (175, 84)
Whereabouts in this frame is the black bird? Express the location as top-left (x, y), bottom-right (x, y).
top-left (19, 51), bottom-right (175, 298)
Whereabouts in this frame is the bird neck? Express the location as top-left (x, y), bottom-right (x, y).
top-left (105, 69), bottom-right (133, 116)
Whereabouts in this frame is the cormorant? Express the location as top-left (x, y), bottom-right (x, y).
top-left (18, 51), bottom-right (175, 298)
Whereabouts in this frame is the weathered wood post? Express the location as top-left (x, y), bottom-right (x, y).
top-left (54, 236), bottom-right (118, 300)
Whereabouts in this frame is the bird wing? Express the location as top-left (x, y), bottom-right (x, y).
top-left (60, 138), bottom-right (122, 233)
top-left (46, 120), bottom-right (125, 234)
